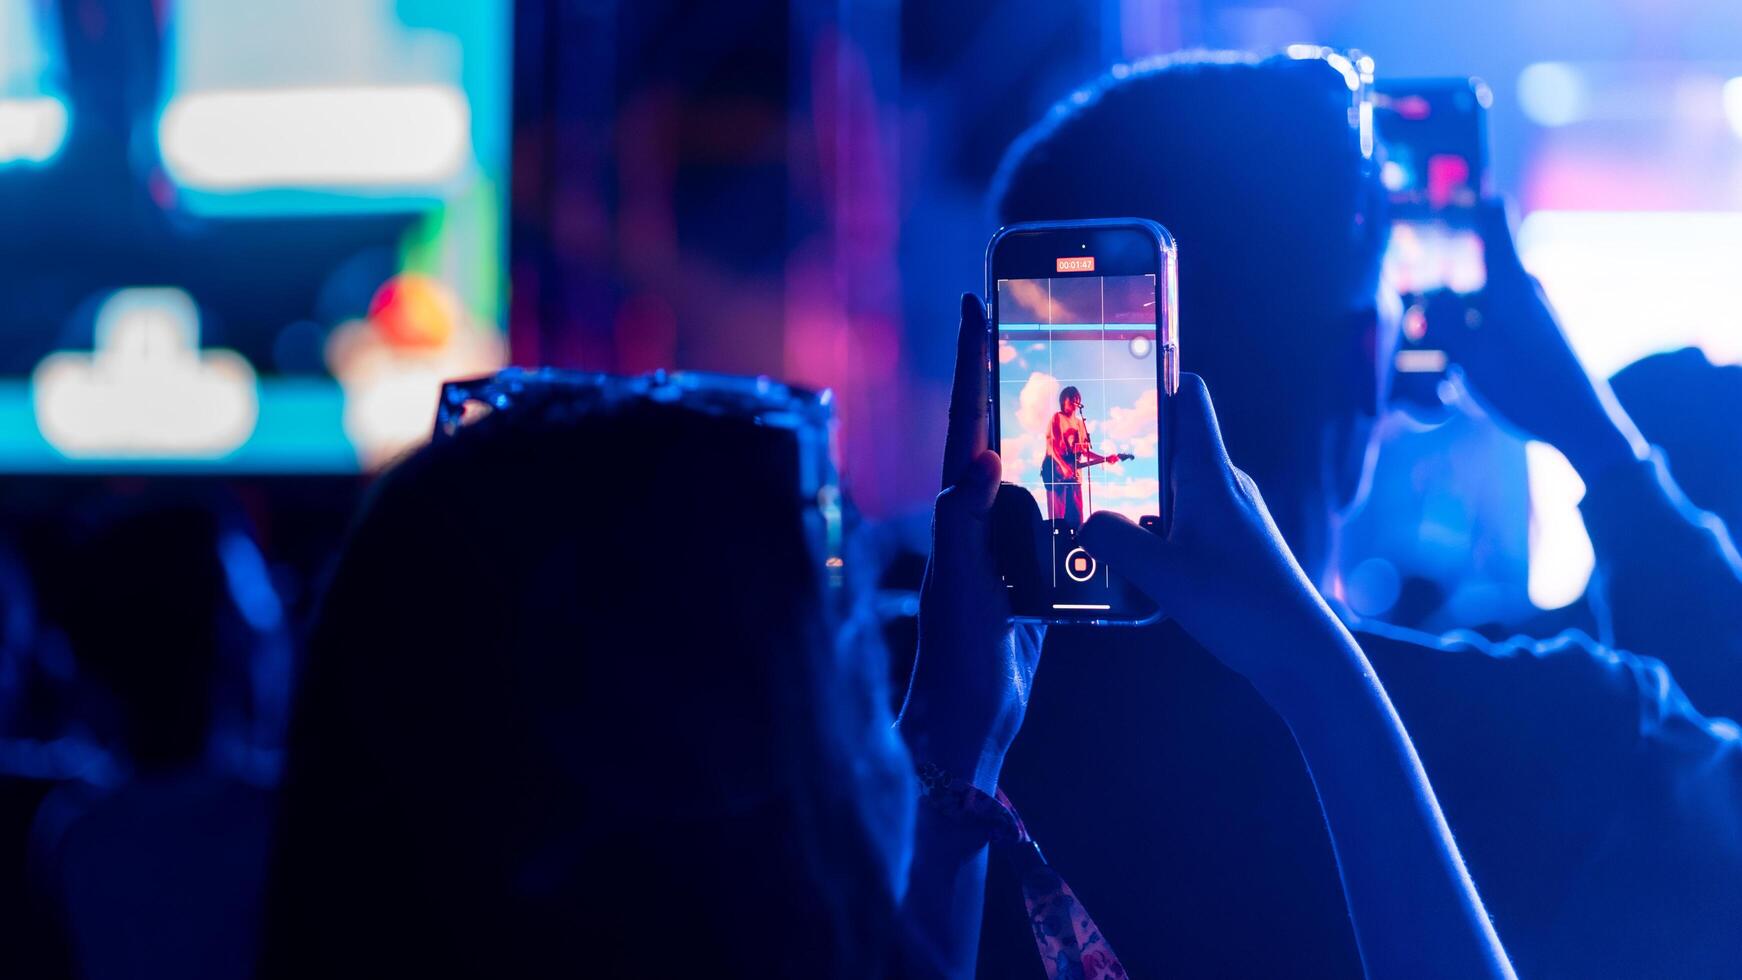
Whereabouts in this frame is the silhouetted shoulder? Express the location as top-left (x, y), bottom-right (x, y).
top-left (29, 770), bottom-right (274, 980)
top-left (1359, 621), bottom-right (1655, 752)
top-left (1352, 618), bottom-right (1742, 979)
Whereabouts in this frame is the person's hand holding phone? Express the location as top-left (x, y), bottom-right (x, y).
top-left (1078, 374), bottom-right (1343, 696)
top-left (1079, 375), bottom-right (1517, 980)
top-left (896, 294), bottom-right (1049, 978)
top-left (1429, 201), bottom-right (1648, 480)
top-left (897, 293), bottom-right (1046, 792)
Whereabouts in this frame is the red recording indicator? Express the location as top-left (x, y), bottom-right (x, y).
top-left (1056, 255), bottom-right (1095, 273)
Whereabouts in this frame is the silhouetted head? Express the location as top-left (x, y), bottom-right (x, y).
top-left (0, 539), bottom-right (46, 740)
top-left (1612, 347), bottom-right (1742, 534)
top-left (59, 496), bottom-right (255, 770)
top-left (262, 373), bottom-right (914, 977)
top-left (995, 51), bottom-right (1393, 575)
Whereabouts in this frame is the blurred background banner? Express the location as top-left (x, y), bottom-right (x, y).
top-left (3, 0), bottom-right (1741, 621)
top-left (0, 0), bottom-right (510, 471)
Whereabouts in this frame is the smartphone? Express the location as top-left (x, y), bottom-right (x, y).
top-left (1375, 78), bottom-right (1490, 410)
top-left (985, 218), bottom-right (1176, 626)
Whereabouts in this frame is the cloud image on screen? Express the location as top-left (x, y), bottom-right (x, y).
top-left (996, 274), bottom-right (1159, 527)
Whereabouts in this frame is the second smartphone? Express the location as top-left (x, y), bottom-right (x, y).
top-left (1374, 77), bottom-right (1491, 412)
top-left (985, 218), bottom-right (1177, 626)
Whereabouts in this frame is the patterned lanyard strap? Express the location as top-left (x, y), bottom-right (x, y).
top-left (916, 763), bottom-right (1129, 980)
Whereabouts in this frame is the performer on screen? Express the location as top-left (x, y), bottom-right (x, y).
top-left (1042, 385), bottom-right (1119, 530)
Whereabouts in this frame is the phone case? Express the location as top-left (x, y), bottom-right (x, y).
top-left (985, 218), bottom-right (1176, 627)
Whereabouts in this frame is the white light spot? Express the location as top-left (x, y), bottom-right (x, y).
top-left (1525, 440), bottom-right (1594, 609)
top-left (158, 85), bottom-right (471, 190)
top-left (1380, 159), bottom-right (1407, 192)
top-left (1722, 78), bottom-right (1742, 139)
top-left (1518, 62), bottom-right (1587, 128)
top-left (32, 289), bottom-right (259, 457)
top-left (0, 96), bottom-right (68, 165)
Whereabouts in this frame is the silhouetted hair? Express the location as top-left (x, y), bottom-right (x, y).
top-left (1060, 385), bottom-right (1082, 410)
top-left (1612, 347), bottom-right (1742, 534)
top-left (60, 496), bottom-right (239, 768)
top-left (261, 385), bottom-right (908, 977)
top-left (995, 52), bottom-right (1385, 491)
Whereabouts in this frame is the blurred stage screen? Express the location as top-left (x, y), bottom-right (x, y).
top-left (0, 0), bottom-right (509, 471)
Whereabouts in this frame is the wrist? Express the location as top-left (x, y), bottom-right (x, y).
top-left (1239, 601), bottom-right (1374, 723)
top-left (897, 698), bottom-right (1010, 793)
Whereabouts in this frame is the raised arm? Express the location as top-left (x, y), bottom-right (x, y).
top-left (1435, 202), bottom-right (1742, 719)
top-left (896, 293), bottom-right (1045, 977)
top-left (1081, 376), bottom-right (1514, 980)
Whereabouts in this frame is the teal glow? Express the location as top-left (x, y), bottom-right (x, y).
top-left (0, 380), bottom-right (357, 472)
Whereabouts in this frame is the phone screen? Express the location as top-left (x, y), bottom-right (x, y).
top-left (1376, 80), bottom-right (1489, 406)
top-left (1376, 80), bottom-right (1489, 299)
top-left (988, 221), bottom-right (1174, 624)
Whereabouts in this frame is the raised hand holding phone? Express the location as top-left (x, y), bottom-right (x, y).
top-left (900, 292), bottom-right (1045, 791)
top-left (896, 294), bottom-right (1047, 978)
top-left (1079, 375), bottom-right (1335, 691)
top-left (1079, 375), bottom-right (1515, 980)
top-left (1427, 201), bottom-right (1648, 481)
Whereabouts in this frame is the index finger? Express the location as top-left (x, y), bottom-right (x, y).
top-left (942, 292), bottom-right (991, 489)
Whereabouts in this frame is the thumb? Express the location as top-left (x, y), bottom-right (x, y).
top-left (957, 449), bottom-right (1000, 517)
top-left (1080, 511), bottom-right (1170, 600)
top-left (1171, 373), bottom-right (1234, 473)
